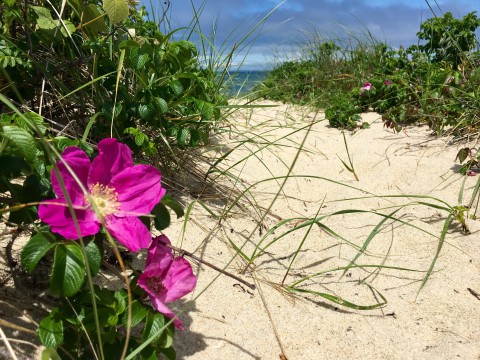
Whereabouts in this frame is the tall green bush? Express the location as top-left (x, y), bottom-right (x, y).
top-left (258, 12), bottom-right (480, 136)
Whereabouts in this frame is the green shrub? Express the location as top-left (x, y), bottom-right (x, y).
top-left (258, 11), bottom-right (480, 138)
top-left (0, 1), bottom-right (226, 161)
top-left (325, 93), bottom-right (361, 130)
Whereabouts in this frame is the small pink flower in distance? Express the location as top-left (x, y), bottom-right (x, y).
top-left (360, 82), bottom-right (372, 96)
top-left (361, 82), bottom-right (372, 91)
top-left (38, 138), bottom-right (166, 252)
top-left (138, 235), bottom-right (197, 330)
top-left (385, 80), bottom-right (391, 86)
top-left (467, 170), bottom-right (477, 176)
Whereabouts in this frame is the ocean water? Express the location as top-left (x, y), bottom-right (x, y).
top-left (227, 70), bottom-right (269, 96)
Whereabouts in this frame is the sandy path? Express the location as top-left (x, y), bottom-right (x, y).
top-left (168, 102), bottom-right (480, 359)
top-left (1, 101), bottom-right (479, 360)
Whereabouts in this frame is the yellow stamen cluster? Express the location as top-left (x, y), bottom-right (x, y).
top-left (88, 183), bottom-right (120, 216)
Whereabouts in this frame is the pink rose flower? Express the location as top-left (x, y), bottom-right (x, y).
top-left (361, 82), bottom-right (372, 91)
top-left (39, 138), bottom-right (166, 252)
top-left (360, 82), bottom-right (372, 96)
top-left (138, 235), bottom-right (197, 330)
top-left (385, 80), bottom-right (391, 86)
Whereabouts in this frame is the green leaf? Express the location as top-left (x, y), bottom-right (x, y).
top-left (41, 348), bottom-right (62, 360)
top-left (85, 241), bottom-right (102, 276)
top-left (31, 6), bottom-right (76, 37)
top-left (38, 309), bottom-right (63, 348)
top-left (103, 0), bottom-right (129, 24)
top-left (122, 300), bottom-right (148, 327)
top-left (140, 347), bottom-right (158, 360)
top-left (152, 97), bottom-right (168, 114)
top-left (456, 148), bottom-right (470, 164)
top-left (134, 133), bottom-right (144, 146)
top-left (31, 6), bottom-right (57, 30)
top-left (195, 100), bottom-right (214, 120)
top-left (50, 243), bottom-right (85, 297)
top-left (169, 80), bottom-right (183, 96)
top-left (152, 203), bottom-right (171, 231)
top-left (160, 195), bottom-right (184, 218)
top-left (114, 290), bottom-right (127, 315)
top-left (0, 155), bottom-right (28, 177)
top-left (177, 40), bottom-right (196, 54)
top-left (1, 125), bottom-right (37, 161)
top-left (53, 136), bottom-right (80, 152)
top-left (130, 46), bottom-right (151, 70)
top-left (198, 130), bottom-right (209, 145)
top-left (142, 312), bottom-right (165, 344)
top-left (82, 4), bottom-right (108, 37)
top-left (159, 347), bottom-right (176, 360)
top-left (15, 112), bottom-right (47, 134)
top-left (20, 232), bottom-right (56, 273)
top-left (177, 127), bottom-right (189, 146)
top-left (138, 103), bottom-right (155, 119)
top-left (158, 324), bottom-right (174, 349)
top-left (189, 129), bottom-right (201, 147)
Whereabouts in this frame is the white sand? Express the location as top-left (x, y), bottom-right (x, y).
top-left (168, 102), bottom-right (480, 359)
top-left (1, 101), bottom-right (479, 360)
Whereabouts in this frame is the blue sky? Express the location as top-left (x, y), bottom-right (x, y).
top-left (142, 0), bottom-right (480, 70)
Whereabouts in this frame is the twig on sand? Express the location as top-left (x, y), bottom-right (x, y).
top-left (159, 239), bottom-right (256, 291)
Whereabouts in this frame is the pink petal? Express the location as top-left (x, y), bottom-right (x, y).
top-left (162, 257), bottom-right (197, 303)
top-left (51, 147), bottom-right (90, 203)
top-left (39, 199), bottom-right (99, 239)
top-left (105, 215), bottom-right (151, 252)
top-left (146, 235), bottom-right (172, 268)
top-left (151, 297), bottom-right (184, 330)
top-left (138, 272), bottom-right (184, 330)
top-left (88, 138), bottom-right (133, 187)
top-left (111, 165), bottom-right (165, 215)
